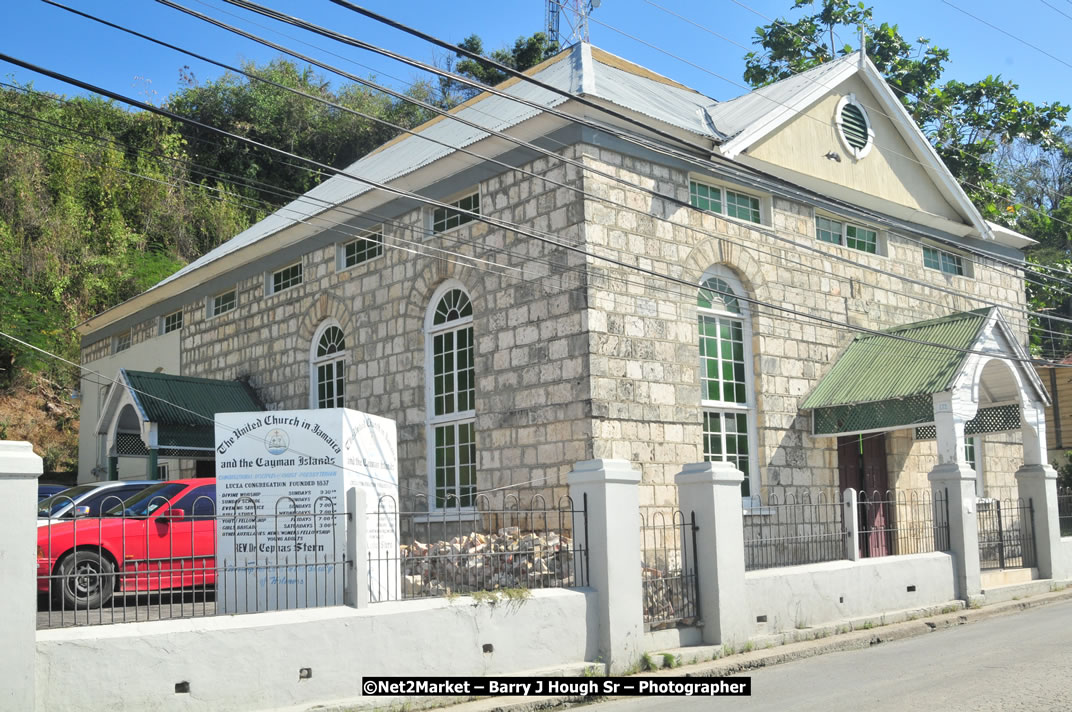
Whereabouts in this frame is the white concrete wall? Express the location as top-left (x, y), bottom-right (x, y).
top-left (77, 331), bottom-right (181, 482)
top-left (745, 552), bottom-right (957, 634)
top-left (37, 589), bottom-right (597, 712)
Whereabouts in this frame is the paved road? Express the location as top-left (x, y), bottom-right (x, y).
top-left (593, 599), bottom-right (1072, 712)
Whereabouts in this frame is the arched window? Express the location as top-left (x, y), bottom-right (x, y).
top-left (425, 283), bottom-right (475, 510)
top-left (311, 322), bottom-right (346, 409)
top-left (698, 268), bottom-right (758, 497)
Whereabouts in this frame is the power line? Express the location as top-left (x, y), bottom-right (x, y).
top-left (943, 1), bottom-right (1072, 71)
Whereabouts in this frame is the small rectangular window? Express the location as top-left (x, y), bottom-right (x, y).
top-left (271, 262), bottom-right (303, 294)
top-left (211, 289), bottom-right (237, 317)
top-left (113, 330), bottom-right (131, 353)
top-left (162, 310), bottom-right (183, 334)
top-left (343, 228), bottom-right (384, 268)
top-left (433, 192), bottom-right (479, 233)
top-left (923, 246), bottom-right (965, 276)
top-left (845, 224), bottom-right (877, 254)
top-left (816, 215), bottom-right (843, 245)
top-left (725, 190), bottom-right (761, 223)
top-left (689, 180), bottom-right (722, 213)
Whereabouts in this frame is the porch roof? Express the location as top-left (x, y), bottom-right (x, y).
top-left (110, 369), bottom-right (264, 450)
top-left (801, 309), bottom-right (991, 411)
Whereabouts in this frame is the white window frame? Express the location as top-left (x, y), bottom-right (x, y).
top-left (431, 189), bottom-right (481, 235)
top-left (697, 266), bottom-right (760, 503)
top-left (268, 261), bottom-right (303, 295)
top-left (922, 244), bottom-right (969, 277)
top-left (310, 320), bottom-right (347, 409)
top-left (208, 289), bottom-right (237, 319)
top-left (424, 279), bottom-right (477, 512)
top-left (965, 437), bottom-right (985, 498)
top-left (156, 462), bottom-right (169, 480)
top-left (688, 176), bottom-right (768, 226)
top-left (113, 329), bottom-right (132, 354)
top-left (834, 93), bottom-right (875, 160)
top-left (813, 211), bottom-right (885, 256)
top-left (337, 226), bottom-right (385, 272)
top-left (161, 310), bottom-right (183, 335)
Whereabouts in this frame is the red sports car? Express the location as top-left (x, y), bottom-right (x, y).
top-left (37, 478), bottom-right (216, 609)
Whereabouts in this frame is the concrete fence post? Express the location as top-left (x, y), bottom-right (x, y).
top-left (843, 488), bottom-right (860, 562)
top-left (566, 459), bottom-right (644, 673)
top-left (674, 461), bottom-right (749, 647)
top-left (929, 464), bottom-right (982, 603)
top-left (1015, 464), bottom-right (1063, 579)
top-left (345, 487), bottom-right (369, 609)
top-left (0, 441), bottom-right (42, 712)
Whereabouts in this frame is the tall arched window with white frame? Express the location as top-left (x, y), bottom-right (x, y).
top-left (698, 268), bottom-right (758, 497)
top-left (425, 283), bottom-right (476, 510)
top-left (311, 322), bottom-right (346, 409)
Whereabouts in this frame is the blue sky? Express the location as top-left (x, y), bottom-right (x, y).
top-left (2, 1), bottom-right (1069, 113)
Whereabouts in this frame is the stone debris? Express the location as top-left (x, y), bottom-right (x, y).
top-left (642, 564), bottom-right (697, 630)
top-left (399, 528), bottom-right (576, 597)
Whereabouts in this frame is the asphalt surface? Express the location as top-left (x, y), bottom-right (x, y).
top-left (590, 598), bottom-right (1072, 712)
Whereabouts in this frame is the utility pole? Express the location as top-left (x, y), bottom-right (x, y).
top-left (546, 0), bottom-right (600, 45)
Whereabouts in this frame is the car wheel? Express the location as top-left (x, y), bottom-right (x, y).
top-left (56, 551), bottom-right (115, 609)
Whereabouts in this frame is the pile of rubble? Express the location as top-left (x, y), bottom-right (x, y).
top-left (399, 527), bottom-right (578, 597)
top-left (642, 565), bottom-right (697, 630)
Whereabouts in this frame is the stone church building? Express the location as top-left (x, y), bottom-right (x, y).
top-left (78, 43), bottom-right (1048, 515)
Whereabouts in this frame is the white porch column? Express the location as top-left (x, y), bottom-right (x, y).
top-left (1017, 399), bottom-right (1065, 579)
top-left (675, 461), bottom-right (749, 646)
top-left (929, 391), bottom-right (982, 602)
top-left (0, 441), bottom-right (42, 712)
top-left (567, 459), bottom-right (644, 673)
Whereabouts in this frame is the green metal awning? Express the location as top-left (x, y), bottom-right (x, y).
top-left (803, 309), bottom-right (992, 435)
top-left (108, 369), bottom-right (264, 453)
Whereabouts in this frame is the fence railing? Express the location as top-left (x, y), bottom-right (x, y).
top-left (744, 488), bottom-right (845, 571)
top-left (640, 510), bottom-right (699, 630)
top-left (977, 497), bottom-right (1037, 571)
top-left (36, 494), bottom-right (346, 629)
top-left (369, 493), bottom-right (588, 602)
top-left (857, 489), bottom-right (950, 558)
top-left (1059, 488), bottom-right (1072, 538)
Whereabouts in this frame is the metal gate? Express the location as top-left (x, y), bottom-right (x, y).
top-left (977, 497), bottom-right (1036, 571)
top-left (640, 510), bottom-right (699, 630)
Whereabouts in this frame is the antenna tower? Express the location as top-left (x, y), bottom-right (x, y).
top-left (545, 0), bottom-right (599, 45)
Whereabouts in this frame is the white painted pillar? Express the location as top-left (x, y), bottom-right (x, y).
top-left (929, 392), bottom-right (982, 602)
top-left (1017, 400), bottom-right (1064, 579)
top-left (0, 441), bottom-right (42, 712)
top-left (567, 459), bottom-right (644, 673)
top-left (344, 487), bottom-right (369, 608)
top-left (842, 487), bottom-right (861, 561)
top-left (675, 461), bottom-right (749, 647)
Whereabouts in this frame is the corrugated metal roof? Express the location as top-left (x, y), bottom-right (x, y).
top-left (124, 369), bottom-right (263, 427)
top-left (800, 308), bottom-right (992, 410)
top-left (707, 53), bottom-right (858, 140)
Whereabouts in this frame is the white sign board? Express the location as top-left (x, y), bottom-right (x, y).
top-left (214, 408), bottom-right (398, 613)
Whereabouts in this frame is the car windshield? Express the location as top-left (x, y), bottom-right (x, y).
top-left (103, 483), bottom-right (185, 517)
top-left (37, 484), bottom-right (95, 517)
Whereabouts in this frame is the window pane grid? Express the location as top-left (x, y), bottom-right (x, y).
top-left (702, 411), bottom-right (750, 496)
top-left (816, 216), bottom-right (843, 245)
top-left (699, 315), bottom-right (746, 405)
top-left (212, 290), bottom-right (236, 316)
top-left (845, 224), bottom-right (877, 254)
top-left (725, 190), bottom-right (761, 223)
top-left (163, 311), bottom-right (183, 334)
top-left (316, 359), bottom-right (345, 408)
top-left (689, 180), bottom-right (722, 213)
top-left (923, 245), bottom-right (965, 276)
top-left (272, 263), bottom-right (303, 293)
top-left (344, 229), bottom-right (384, 267)
top-left (114, 331), bottom-right (131, 353)
top-left (433, 192), bottom-right (479, 233)
top-left (434, 421), bottom-right (476, 509)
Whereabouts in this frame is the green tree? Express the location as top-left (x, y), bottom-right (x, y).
top-left (443, 32), bottom-right (560, 106)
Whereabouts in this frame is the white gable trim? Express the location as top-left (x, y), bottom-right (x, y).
top-left (718, 54), bottom-right (993, 241)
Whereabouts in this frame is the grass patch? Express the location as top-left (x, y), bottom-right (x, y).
top-left (661, 653), bottom-right (678, 669)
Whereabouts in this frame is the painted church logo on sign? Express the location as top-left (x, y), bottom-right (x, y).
top-left (265, 428), bottom-right (290, 455)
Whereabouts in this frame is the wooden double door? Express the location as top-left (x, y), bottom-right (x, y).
top-left (837, 433), bottom-right (891, 558)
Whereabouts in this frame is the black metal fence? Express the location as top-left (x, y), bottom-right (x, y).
top-left (977, 497), bottom-right (1037, 570)
top-left (744, 488), bottom-right (845, 571)
top-left (640, 510), bottom-right (699, 630)
top-left (857, 489), bottom-right (950, 558)
top-left (1059, 488), bottom-right (1072, 538)
top-left (37, 494), bottom-right (347, 629)
top-left (369, 493), bottom-right (588, 602)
